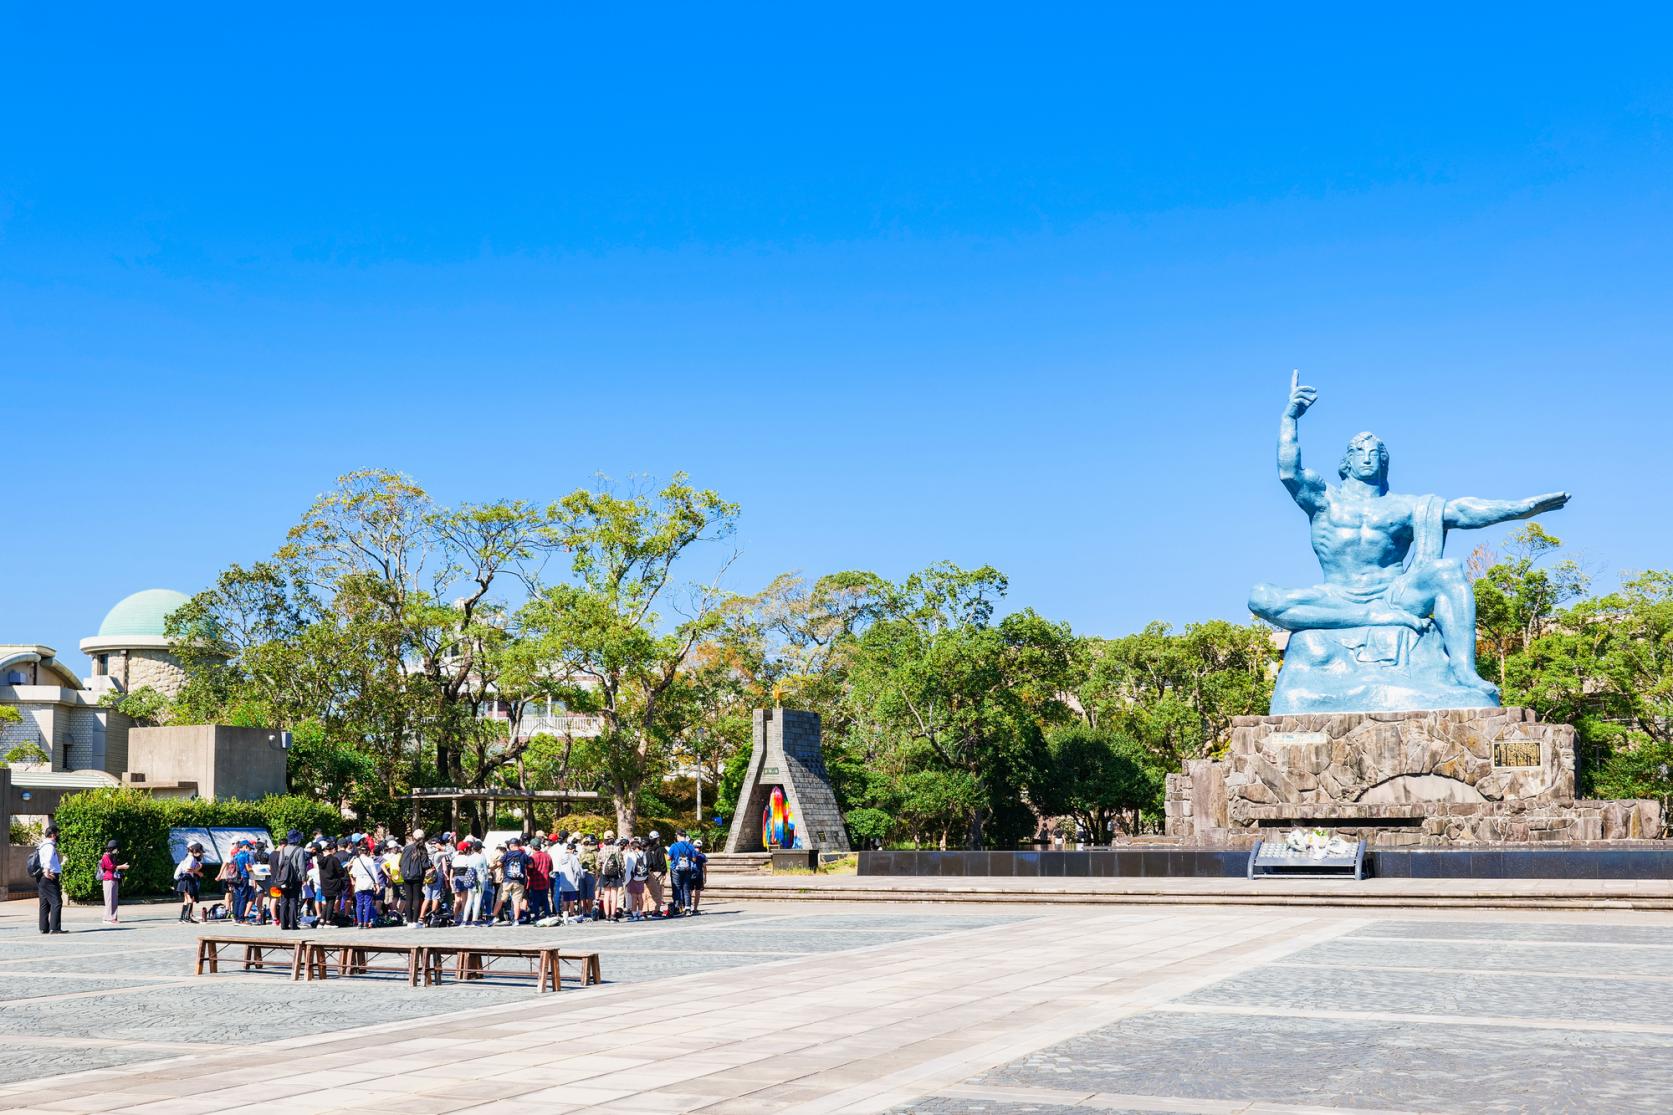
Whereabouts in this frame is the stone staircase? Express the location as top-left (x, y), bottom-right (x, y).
top-left (703, 852), bottom-right (771, 876)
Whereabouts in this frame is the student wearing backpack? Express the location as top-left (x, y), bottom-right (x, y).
top-left (451, 837), bottom-right (485, 925)
top-left (643, 831), bottom-right (668, 918)
top-left (666, 831), bottom-right (696, 916)
top-left (33, 825), bottom-right (65, 934)
top-left (599, 837), bottom-right (625, 921)
top-left (623, 837), bottom-right (648, 921)
top-left (270, 830), bottom-right (308, 931)
top-left (689, 838), bottom-right (708, 915)
top-left (175, 842), bottom-right (206, 923)
top-left (98, 839), bottom-right (130, 924)
top-left (496, 837), bottom-right (532, 925)
top-left (399, 829), bottom-right (429, 926)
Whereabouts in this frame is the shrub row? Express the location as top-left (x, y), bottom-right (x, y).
top-left (53, 787), bottom-right (340, 903)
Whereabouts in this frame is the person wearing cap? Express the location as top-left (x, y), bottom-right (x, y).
top-left (577, 834), bottom-right (600, 920)
top-left (688, 838), bottom-right (708, 914)
top-left (496, 837), bottom-right (531, 925)
top-left (666, 830), bottom-right (696, 916)
top-left (642, 830), bottom-right (668, 918)
top-left (98, 839), bottom-right (130, 924)
top-left (451, 837), bottom-right (486, 925)
top-left (271, 829), bottom-right (308, 931)
top-left (419, 834), bottom-right (449, 926)
top-left (399, 828), bottom-right (430, 926)
top-left (226, 840), bottom-right (255, 924)
top-left (316, 838), bottom-right (346, 926)
top-left (526, 837), bottom-right (554, 923)
top-left (175, 841), bottom-right (206, 923)
top-left (553, 837), bottom-right (582, 922)
top-left (598, 837), bottom-right (625, 921)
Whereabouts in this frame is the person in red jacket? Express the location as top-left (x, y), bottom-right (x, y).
top-left (98, 840), bottom-right (130, 924)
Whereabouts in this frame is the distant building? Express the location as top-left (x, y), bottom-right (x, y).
top-left (0, 588), bottom-right (286, 809)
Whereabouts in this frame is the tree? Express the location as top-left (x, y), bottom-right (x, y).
top-left (1470, 524), bottom-right (1589, 689)
top-left (1031, 726), bottom-right (1163, 840)
top-left (514, 475), bottom-right (739, 834)
top-left (1074, 620), bottom-right (1275, 769)
top-left (843, 564), bottom-right (1075, 849)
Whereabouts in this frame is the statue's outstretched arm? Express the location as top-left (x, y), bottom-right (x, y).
top-left (1278, 373), bottom-right (1325, 512)
top-left (1443, 491), bottom-right (1570, 530)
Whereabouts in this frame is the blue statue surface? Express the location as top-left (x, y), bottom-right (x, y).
top-left (1252, 374), bottom-right (1569, 715)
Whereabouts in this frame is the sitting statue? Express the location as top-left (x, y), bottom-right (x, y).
top-left (1251, 374), bottom-right (1569, 713)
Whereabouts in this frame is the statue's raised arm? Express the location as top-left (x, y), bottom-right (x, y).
top-left (1444, 491), bottom-right (1571, 530)
top-left (1277, 371), bottom-right (1326, 513)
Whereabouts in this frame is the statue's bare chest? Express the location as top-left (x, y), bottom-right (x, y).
top-left (1314, 495), bottom-right (1413, 555)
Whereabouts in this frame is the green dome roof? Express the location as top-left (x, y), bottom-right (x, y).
top-left (96, 589), bottom-right (191, 638)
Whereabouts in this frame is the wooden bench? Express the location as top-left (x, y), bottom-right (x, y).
top-left (195, 935), bottom-right (309, 981)
top-left (424, 944), bottom-right (565, 992)
top-left (555, 951), bottom-right (602, 987)
top-left (305, 941), bottom-right (423, 987)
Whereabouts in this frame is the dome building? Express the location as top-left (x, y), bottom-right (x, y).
top-left (80, 588), bottom-right (194, 699)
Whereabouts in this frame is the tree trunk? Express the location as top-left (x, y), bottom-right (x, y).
top-left (614, 791), bottom-right (638, 837)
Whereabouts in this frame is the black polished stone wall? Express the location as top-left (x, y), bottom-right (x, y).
top-left (856, 847), bottom-right (1673, 880)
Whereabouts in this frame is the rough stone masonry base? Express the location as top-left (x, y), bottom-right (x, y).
top-left (1165, 706), bottom-right (1662, 847)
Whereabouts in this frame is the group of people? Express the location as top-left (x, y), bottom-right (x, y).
top-left (173, 825), bottom-right (711, 931)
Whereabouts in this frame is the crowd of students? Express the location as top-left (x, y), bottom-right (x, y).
top-left (173, 825), bottom-right (711, 930)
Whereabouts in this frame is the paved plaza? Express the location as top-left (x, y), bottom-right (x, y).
top-left (0, 897), bottom-right (1669, 1113)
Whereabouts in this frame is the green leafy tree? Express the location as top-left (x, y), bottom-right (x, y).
top-left (1030, 726), bottom-right (1163, 840)
top-left (843, 564), bottom-right (1075, 849)
top-left (1074, 620), bottom-right (1276, 769)
top-left (1470, 524), bottom-right (1589, 689)
top-left (514, 475), bottom-right (740, 833)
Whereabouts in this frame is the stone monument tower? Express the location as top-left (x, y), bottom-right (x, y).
top-left (723, 708), bottom-right (851, 853)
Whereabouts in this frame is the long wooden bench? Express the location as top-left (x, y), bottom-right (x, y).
top-left (195, 935), bottom-right (309, 981)
top-left (423, 944), bottom-right (565, 992)
top-left (305, 941), bottom-right (423, 987)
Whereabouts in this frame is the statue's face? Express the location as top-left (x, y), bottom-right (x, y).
top-left (1339, 433), bottom-right (1388, 484)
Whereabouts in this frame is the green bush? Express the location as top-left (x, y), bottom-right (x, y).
top-left (54, 788), bottom-right (340, 903)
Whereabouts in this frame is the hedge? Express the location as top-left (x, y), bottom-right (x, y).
top-left (54, 787), bottom-right (340, 903)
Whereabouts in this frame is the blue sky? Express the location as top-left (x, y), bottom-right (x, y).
top-left (3, 9), bottom-right (1671, 672)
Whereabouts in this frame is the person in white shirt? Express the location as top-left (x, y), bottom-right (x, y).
top-left (174, 842), bottom-right (206, 924)
top-left (348, 848), bottom-right (381, 929)
top-left (36, 825), bottom-right (65, 934)
top-left (554, 842), bottom-right (582, 921)
top-left (450, 839), bottom-right (487, 926)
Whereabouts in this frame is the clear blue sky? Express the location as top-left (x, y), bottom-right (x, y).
top-left (4, 9), bottom-right (1671, 672)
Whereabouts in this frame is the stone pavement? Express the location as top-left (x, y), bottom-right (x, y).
top-left (0, 897), bottom-right (1669, 1112)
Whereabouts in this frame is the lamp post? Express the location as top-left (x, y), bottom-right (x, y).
top-left (693, 729), bottom-right (707, 829)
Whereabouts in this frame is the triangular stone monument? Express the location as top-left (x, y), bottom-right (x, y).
top-left (723, 708), bottom-right (850, 853)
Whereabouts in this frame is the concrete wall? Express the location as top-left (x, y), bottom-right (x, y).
top-left (127, 725), bottom-right (287, 801)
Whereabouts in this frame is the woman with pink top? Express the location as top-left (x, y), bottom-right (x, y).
top-left (98, 840), bottom-right (130, 924)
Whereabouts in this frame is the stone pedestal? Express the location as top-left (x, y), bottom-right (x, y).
top-left (1165, 707), bottom-right (1661, 847)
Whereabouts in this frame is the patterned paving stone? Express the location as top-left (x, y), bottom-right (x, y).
top-left (1285, 937), bottom-right (1673, 979)
top-left (1180, 963), bottom-right (1673, 1025)
top-left (1349, 920), bottom-right (1673, 946)
top-left (972, 1011), bottom-right (1673, 1114)
top-left (0, 906), bottom-right (1008, 1085)
top-left (888, 1097), bottom-right (1149, 1114)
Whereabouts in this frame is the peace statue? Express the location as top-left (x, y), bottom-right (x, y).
top-left (1251, 373), bottom-right (1569, 714)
